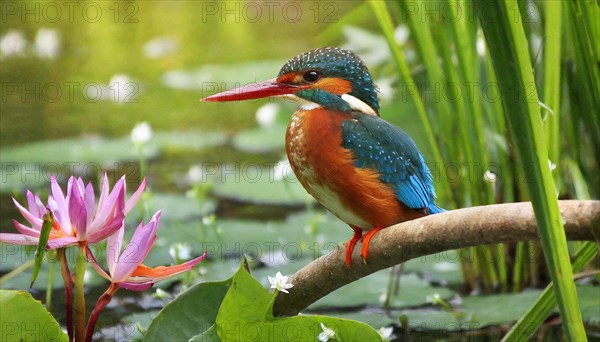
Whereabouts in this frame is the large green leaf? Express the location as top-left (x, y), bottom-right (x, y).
top-left (215, 262), bottom-right (382, 341)
top-left (0, 290), bottom-right (68, 341)
top-left (144, 278), bottom-right (232, 341)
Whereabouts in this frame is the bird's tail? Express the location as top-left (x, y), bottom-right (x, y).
top-left (428, 204), bottom-right (445, 214)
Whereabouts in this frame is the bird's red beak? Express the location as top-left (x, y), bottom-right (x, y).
top-left (201, 78), bottom-right (301, 102)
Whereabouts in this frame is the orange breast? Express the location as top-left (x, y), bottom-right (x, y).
top-left (285, 108), bottom-right (423, 230)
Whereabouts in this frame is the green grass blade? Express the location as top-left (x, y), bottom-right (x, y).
top-left (447, 0), bottom-right (492, 206)
top-left (541, 0), bottom-right (562, 186)
top-left (400, 0), bottom-right (454, 139)
top-left (434, 25), bottom-right (472, 205)
top-left (475, 1), bottom-right (586, 339)
top-left (512, 242), bottom-right (525, 292)
top-left (567, 1), bottom-right (600, 163)
top-left (502, 242), bottom-right (599, 341)
top-left (368, 0), bottom-right (452, 203)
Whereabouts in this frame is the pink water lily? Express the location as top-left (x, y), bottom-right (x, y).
top-left (85, 211), bottom-right (205, 341)
top-left (88, 211), bottom-right (206, 291)
top-left (0, 174), bottom-right (145, 249)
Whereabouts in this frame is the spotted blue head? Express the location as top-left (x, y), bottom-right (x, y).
top-left (203, 47), bottom-right (380, 115)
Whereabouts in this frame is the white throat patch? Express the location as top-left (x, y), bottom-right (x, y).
top-left (280, 93), bottom-right (377, 115)
top-left (340, 94), bottom-right (377, 116)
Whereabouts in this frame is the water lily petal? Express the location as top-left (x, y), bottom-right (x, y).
top-left (129, 252), bottom-right (207, 281)
top-left (117, 281), bottom-right (153, 292)
top-left (26, 191), bottom-right (45, 219)
top-left (68, 179), bottom-right (88, 241)
top-left (12, 197), bottom-right (42, 230)
top-left (92, 177), bottom-right (124, 233)
top-left (87, 209), bottom-right (124, 245)
top-left (84, 182), bottom-right (95, 230)
top-left (0, 233), bottom-right (39, 245)
top-left (124, 177), bottom-right (146, 215)
top-left (112, 212), bottom-right (161, 282)
top-left (45, 236), bottom-right (78, 249)
top-left (86, 247), bottom-right (112, 281)
top-left (50, 176), bottom-right (70, 232)
top-left (107, 223), bottom-right (125, 277)
top-left (96, 173), bottom-right (110, 212)
top-left (12, 219), bottom-right (41, 237)
top-left (47, 196), bottom-right (72, 236)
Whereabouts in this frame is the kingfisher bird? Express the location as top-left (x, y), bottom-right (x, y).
top-left (203, 47), bottom-right (443, 266)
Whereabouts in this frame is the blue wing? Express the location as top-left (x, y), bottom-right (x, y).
top-left (341, 113), bottom-right (443, 213)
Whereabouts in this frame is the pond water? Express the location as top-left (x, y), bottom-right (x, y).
top-left (1, 1), bottom-right (598, 341)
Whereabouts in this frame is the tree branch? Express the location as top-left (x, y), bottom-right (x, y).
top-left (273, 200), bottom-right (599, 316)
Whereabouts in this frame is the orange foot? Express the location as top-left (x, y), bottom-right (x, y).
top-left (344, 226), bottom-right (363, 267)
top-left (360, 226), bottom-right (383, 263)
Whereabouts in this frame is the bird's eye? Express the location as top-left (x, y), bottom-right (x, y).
top-left (303, 70), bottom-right (321, 83)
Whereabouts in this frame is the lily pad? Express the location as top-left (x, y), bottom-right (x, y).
top-left (232, 125), bottom-right (287, 153)
top-left (0, 290), bottom-right (68, 341)
top-left (0, 135), bottom-right (158, 165)
top-left (149, 131), bottom-right (228, 151)
top-left (404, 250), bottom-right (464, 285)
top-left (127, 192), bottom-right (216, 225)
top-left (0, 130), bottom-right (228, 194)
top-left (460, 290), bottom-right (544, 327)
top-left (163, 60), bottom-right (286, 90)
top-left (192, 212), bottom-right (349, 266)
top-left (211, 170), bottom-right (312, 205)
top-left (396, 309), bottom-right (463, 332)
top-left (577, 285), bottom-right (600, 326)
top-left (310, 271), bottom-right (456, 310)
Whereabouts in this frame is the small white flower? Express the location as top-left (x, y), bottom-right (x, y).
top-left (378, 326), bottom-right (394, 341)
top-left (34, 28), bottom-right (60, 59)
top-left (255, 103), bottom-right (279, 128)
top-left (548, 160), bottom-right (557, 171)
top-left (169, 243), bottom-right (192, 260)
top-left (109, 74), bottom-right (136, 103)
top-left (268, 271), bottom-right (294, 293)
top-left (426, 293), bottom-right (442, 304)
top-left (144, 36), bottom-right (178, 59)
top-left (394, 25), bottom-right (410, 45)
top-left (187, 165), bottom-right (205, 183)
top-left (318, 323), bottom-right (335, 342)
top-left (0, 30), bottom-right (27, 58)
top-left (154, 288), bottom-right (170, 300)
top-left (273, 159), bottom-right (293, 181)
top-left (483, 170), bottom-right (497, 183)
top-left (131, 122), bottom-right (153, 145)
top-left (202, 215), bottom-right (216, 226)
